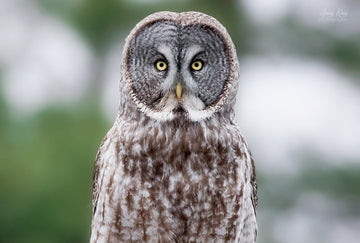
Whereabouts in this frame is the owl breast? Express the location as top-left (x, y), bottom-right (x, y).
top-left (92, 117), bottom-right (252, 242)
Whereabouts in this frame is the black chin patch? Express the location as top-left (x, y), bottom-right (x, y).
top-left (173, 106), bottom-right (186, 114)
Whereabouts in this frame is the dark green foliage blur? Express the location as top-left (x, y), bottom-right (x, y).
top-left (0, 91), bottom-right (110, 242)
top-left (37, 0), bottom-right (252, 54)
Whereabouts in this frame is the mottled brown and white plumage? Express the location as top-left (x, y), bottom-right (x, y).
top-left (90, 11), bottom-right (257, 242)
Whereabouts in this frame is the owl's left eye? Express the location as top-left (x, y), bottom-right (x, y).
top-left (191, 60), bottom-right (203, 71)
top-left (155, 60), bottom-right (167, 71)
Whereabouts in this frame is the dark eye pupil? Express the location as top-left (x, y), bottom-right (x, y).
top-left (159, 63), bottom-right (164, 67)
top-left (194, 63), bottom-right (199, 67)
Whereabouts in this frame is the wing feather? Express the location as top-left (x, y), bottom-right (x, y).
top-left (249, 153), bottom-right (258, 211)
top-left (92, 136), bottom-right (109, 215)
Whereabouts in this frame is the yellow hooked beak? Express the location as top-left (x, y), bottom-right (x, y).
top-left (176, 82), bottom-right (182, 100)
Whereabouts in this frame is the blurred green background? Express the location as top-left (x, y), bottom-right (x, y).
top-left (0, 0), bottom-right (359, 242)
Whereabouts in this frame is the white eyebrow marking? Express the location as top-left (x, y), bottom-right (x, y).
top-left (184, 45), bottom-right (204, 65)
top-left (157, 45), bottom-right (173, 62)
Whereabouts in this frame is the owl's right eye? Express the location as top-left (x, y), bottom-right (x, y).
top-left (155, 60), bottom-right (167, 71)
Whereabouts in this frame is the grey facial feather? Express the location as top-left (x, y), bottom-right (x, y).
top-left (128, 20), bottom-right (230, 108)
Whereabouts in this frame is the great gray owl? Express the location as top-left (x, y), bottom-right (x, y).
top-left (90, 11), bottom-right (257, 243)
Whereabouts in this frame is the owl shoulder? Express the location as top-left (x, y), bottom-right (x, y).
top-left (92, 125), bottom-right (121, 214)
top-left (242, 136), bottom-right (258, 211)
top-left (231, 122), bottom-right (257, 211)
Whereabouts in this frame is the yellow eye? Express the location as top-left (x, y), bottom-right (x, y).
top-left (155, 60), bottom-right (167, 71)
top-left (191, 60), bottom-right (203, 71)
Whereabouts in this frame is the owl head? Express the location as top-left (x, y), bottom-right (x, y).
top-left (121, 11), bottom-right (239, 122)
